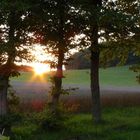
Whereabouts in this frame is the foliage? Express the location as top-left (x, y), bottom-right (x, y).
top-left (38, 105), bottom-right (68, 131)
top-left (72, 0), bottom-right (140, 122)
top-left (8, 86), bottom-right (20, 114)
top-left (66, 49), bottom-right (139, 69)
top-left (0, 0), bottom-right (139, 126)
top-left (130, 64), bottom-right (140, 83)
top-left (66, 49), bottom-right (91, 69)
top-left (0, 0), bottom-right (35, 117)
top-left (48, 75), bottom-right (78, 96)
top-left (24, 0), bottom-right (84, 68)
top-left (25, 0), bottom-right (84, 114)
top-left (7, 107), bottom-right (140, 140)
top-left (0, 0), bottom-right (34, 68)
top-left (12, 124), bottom-right (37, 140)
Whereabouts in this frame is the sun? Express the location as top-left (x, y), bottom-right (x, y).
top-left (32, 63), bottom-right (50, 75)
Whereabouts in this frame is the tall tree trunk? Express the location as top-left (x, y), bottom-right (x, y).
top-left (50, 0), bottom-right (65, 114)
top-left (90, 0), bottom-right (102, 124)
top-left (90, 12), bottom-right (101, 123)
top-left (90, 48), bottom-right (101, 123)
top-left (0, 76), bottom-right (9, 116)
top-left (51, 49), bottom-right (64, 113)
top-left (0, 10), bottom-right (15, 117)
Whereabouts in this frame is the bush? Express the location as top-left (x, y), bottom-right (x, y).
top-left (8, 86), bottom-right (20, 114)
top-left (38, 105), bottom-right (68, 131)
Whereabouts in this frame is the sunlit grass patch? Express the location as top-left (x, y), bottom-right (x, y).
top-left (11, 66), bottom-right (139, 87)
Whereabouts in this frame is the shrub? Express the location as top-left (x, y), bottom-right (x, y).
top-left (8, 86), bottom-right (20, 114)
top-left (38, 104), bottom-right (68, 131)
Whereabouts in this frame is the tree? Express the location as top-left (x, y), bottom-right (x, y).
top-left (0, 0), bottom-right (33, 116)
top-left (28, 0), bottom-right (82, 114)
top-left (74, 0), bottom-right (140, 123)
top-left (99, 0), bottom-right (140, 83)
top-left (66, 49), bottom-right (139, 69)
top-left (65, 49), bottom-right (90, 69)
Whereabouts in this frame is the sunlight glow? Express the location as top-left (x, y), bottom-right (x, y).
top-left (32, 44), bottom-right (53, 62)
top-left (32, 63), bottom-right (50, 75)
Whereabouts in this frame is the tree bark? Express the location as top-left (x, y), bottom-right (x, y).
top-left (90, 0), bottom-right (102, 123)
top-left (0, 10), bottom-right (16, 117)
top-left (50, 0), bottom-right (65, 113)
top-left (90, 15), bottom-right (101, 123)
top-left (90, 48), bottom-right (101, 123)
top-left (0, 76), bottom-right (9, 116)
top-left (51, 48), bottom-right (64, 113)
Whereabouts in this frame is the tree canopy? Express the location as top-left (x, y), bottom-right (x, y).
top-left (0, 0), bottom-right (139, 122)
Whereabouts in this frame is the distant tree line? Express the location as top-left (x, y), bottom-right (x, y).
top-left (66, 49), bottom-right (140, 69)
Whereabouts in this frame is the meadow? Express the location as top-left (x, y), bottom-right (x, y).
top-left (11, 66), bottom-right (139, 87)
top-left (7, 66), bottom-right (140, 140)
top-left (10, 65), bottom-right (140, 112)
top-left (12, 107), bottom-right (140, 140)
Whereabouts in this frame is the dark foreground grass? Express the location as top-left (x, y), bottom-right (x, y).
top-left (12, 107), bottom-right (140, 140)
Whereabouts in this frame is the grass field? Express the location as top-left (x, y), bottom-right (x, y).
top-left (12, 107), bottom-right (140, 140)
top-left (9, 67), bottom-right (140, 140)
top-left (11, 66), bottom-right (139, 87)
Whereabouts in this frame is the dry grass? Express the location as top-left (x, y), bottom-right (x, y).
top-left (18, 93), bottom-right (140, 113)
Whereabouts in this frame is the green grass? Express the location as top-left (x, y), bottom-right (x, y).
top-left (11, 66), bottom-right (139, 87)
top-left (64, 66), bottom-right (139, 86)
top-left (99, 66), bottom-right (139, 87)
top-left (11, 72), bottom-right (50, 82)
top-left (12, 107), bottom-right (140, 140)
